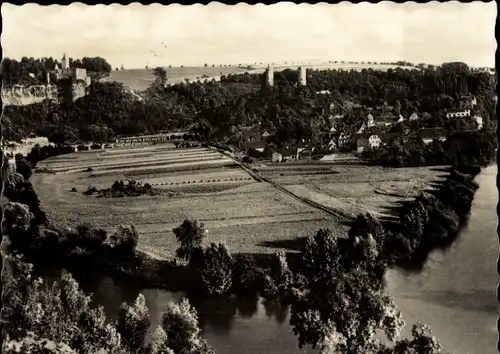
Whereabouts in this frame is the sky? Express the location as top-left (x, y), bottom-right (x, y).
top-left (1, 2), bottom-right (497, 69)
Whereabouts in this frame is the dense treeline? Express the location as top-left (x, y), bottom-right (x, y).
top-left (222, 62), bottom-right (496, 121)
top-left (4, 62), bottom-right (495, 157)
top-left (362, 130), bottom-right (496, 167)
top-left (2, 63), bottom-right (495, 171)
top-left (1, 56), bottom-right (112, 86)
top-left (2, 142), bottom-right (480, 353)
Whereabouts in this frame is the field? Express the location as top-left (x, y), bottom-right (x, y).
top-left (255, 162), bottom-right (449, 220)
top-left (32, 144), bottom-right (446, 260)
top-left (32, 144), bottom-right (336, 260)
top-left (102, 63), bottom-right (404, 91)
top-left (102, 66), bottom-right (249, 91)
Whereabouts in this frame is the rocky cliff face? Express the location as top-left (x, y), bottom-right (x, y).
top-left (1, 82), bottom-right (90, 106)
top-left (1, 85), bottom-right (58, 106)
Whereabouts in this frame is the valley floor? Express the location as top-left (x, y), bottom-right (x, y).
top-left (32, 143), bottom-right (447, 260)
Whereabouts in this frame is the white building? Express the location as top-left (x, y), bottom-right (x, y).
top-left (408, 112), bottom-right (419, 121)
top-left (272, 152), bottom-right (283, 163)
top-left (337, 132), bottom-right (350, 147)
top-left (266, 65), bottom-right (274, 86)
top-left (328, 138), bottom-right (337, 151)
top-left (298, 67), bottom-right (307, 86)
top-left (446, 109), bottom-right (471, 119)
top-left (356, 134), bottom-right (381, 153)
top-left (473, 115), bottom-right (484, 130)
top-left (419, 128), bottom-right (447, 144)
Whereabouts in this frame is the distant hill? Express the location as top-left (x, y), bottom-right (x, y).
top-left (101, 66), bottom-right (248, 91)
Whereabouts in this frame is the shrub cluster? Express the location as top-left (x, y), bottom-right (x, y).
top-left (84, 180), bottom-right (160, 198)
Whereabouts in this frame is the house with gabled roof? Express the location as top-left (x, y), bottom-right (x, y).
top-left (446, 108), bottom-right (471, 119)
top-left (376, 115), bottom-right (401, 126)
top-left (337, 132), bottom-right (351, 147)
top-left (356, 133), bottom-right (381, 153)
top-left (272, 147), bottom-right (299, 163)
top-left (247, 140), bottom-right (266, 152)
top-left (408, 112), bottom-right (419, 121)
top-left (328, 137), bottom-right (338, 151)
top-left (473, 115), bottom-right (483, 130)
top-left (459, 95), bottom-right (477, 109)
top-left (418, 128), bottom-right (447, 144)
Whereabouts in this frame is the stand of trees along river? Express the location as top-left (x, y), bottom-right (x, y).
top-left (1, 58), bottom-right (496, 353)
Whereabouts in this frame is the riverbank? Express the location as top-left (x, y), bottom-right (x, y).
top-left (36, 165), bottom-right (482, 295)
top-left (4, 143), bottom-right (487, 354)
top-left (386, 164), bottom-right (497, 354)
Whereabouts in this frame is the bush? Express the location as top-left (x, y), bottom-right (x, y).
top-left (84, 186), bottom-right (97, 195)
top-left (2, 259), bottom-right (123, 353)
top-left (173, 219), bottom-right (207, 262)
top-left (160, 299), bottom-right (215, 354)
top-left (109, 225), bottom-right (139, 255)
top-left (231, 255), bottom-right (260, 294)
top-left (270, 250), bottom-right (294, 292)
top-left (73, 224), bottom-right (108, 251)
top-left (116, 294), bottom-right (151, 353)
top-left (242, 156), bottom-right (253, 164)
top-left (199, 242), bottom-right (233, 295)
top-left (15, 158), bottom-right (33, 180)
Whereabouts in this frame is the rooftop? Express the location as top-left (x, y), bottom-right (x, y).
top-left (419, 128), bottom-right (447, 139)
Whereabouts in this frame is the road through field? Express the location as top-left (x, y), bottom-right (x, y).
top-left (216, 149), bottom-right (351, 223)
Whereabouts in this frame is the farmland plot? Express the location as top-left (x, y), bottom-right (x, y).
top-left (264, 164), bottom-right (448, 219)
top-left (32, 145), bottom-right (336, 260)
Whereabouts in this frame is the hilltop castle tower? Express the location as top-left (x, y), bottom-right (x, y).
top-left (298, 66), bottom-right (307, 86)
top-left (266, 64), bottom-right (274, 87)
top-left (61, 53), bottom-right (68, 70)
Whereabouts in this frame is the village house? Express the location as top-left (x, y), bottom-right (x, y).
top-left (459, 95), bottom-right (477, 109)
top-left (261, 130), bottom-right (271, 139)
top-left (408, 112), bottom-right (419, 121)
top-left (356, 133), bottom-right (381, 153)
top-left (473, 115), bottom-right (484, 130)
top-left (376, 115), bottom-right (402, 127)
top-left (337, 132), bottom-right (351, 147)
top-left (328, 137), bottom-right (337, 151)
top-left (272, 147), bottom-right (299, 163)
top-left (272, 152), bottom-right (283, 163)
top-left (246, 140), bottom-right (266, 153)
top-left (446, 108), bottom-right (471, 119)
top-left (296, 140), bottom-right (308, 156)
top-left (418, 128), bottom-right (447, 144)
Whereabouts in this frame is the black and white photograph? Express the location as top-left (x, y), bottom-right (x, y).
top-left (0, 2), bottom-right (497, 354)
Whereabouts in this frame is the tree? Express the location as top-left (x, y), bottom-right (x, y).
top-left (2, 256), bottom-right (123, 354)
top-left (291, 228), bottom-right (405, 353)
top-left (160, 299), bottom-right (215, 354)
top-left (199, 242), bottom-right (233, 295)
top-left (154, 67), bottom-right (168, 86)
top-left (116, 294), bottom-right (151, 353)
top-left (231, 255), bottom-right (260, 294)
top-left (270, 250), bottom-right (294, 292)
top-left (145, 327), bottom-right (175, 354)
top-left (373, 323), bottom-right (447, 354)
top-left (173, 219), bottom-right (207, 262)
top-left (15, 158), bottom-right (32, 181)
top-left (109, 224), bottom-right (139, 255)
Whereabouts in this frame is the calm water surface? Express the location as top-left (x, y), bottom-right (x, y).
top-left (80, 165), bottom-right (497, 354)
top-left (386, 165), bottom-right (498, 354)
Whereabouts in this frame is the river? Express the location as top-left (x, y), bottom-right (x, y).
top-left (75, 165), bottom-right (497, 354)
